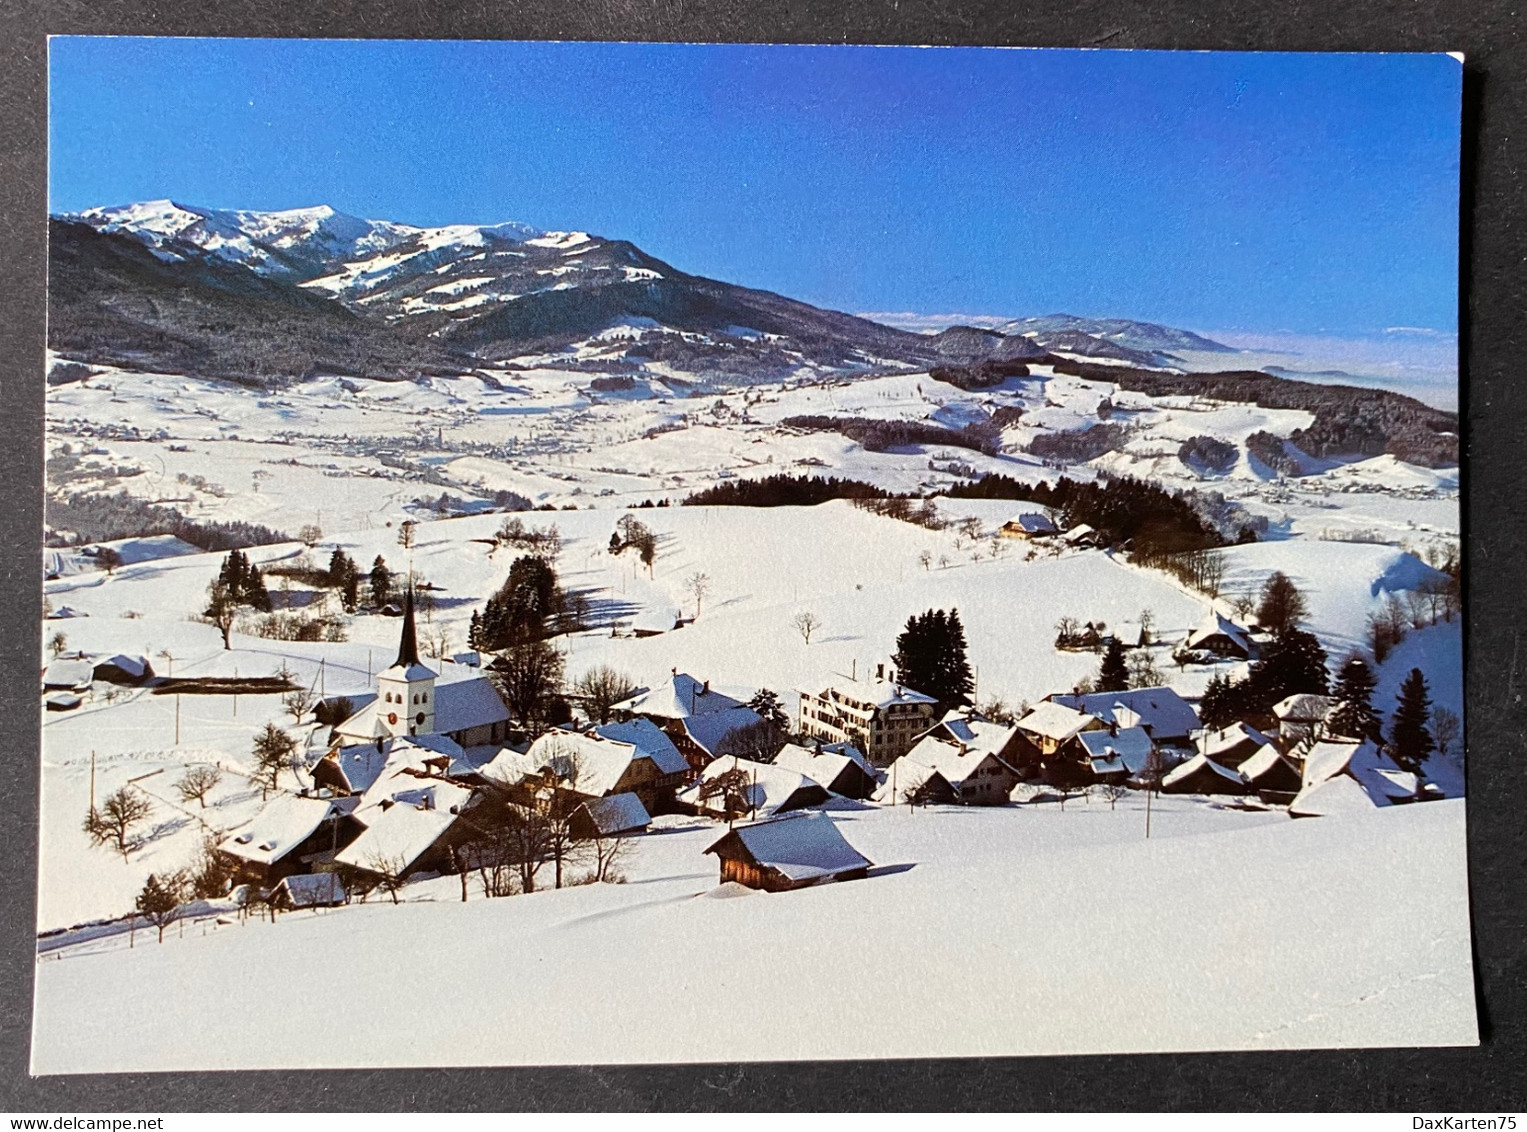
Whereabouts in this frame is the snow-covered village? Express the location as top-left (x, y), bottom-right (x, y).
top-left (31, 43), bottom-right (1472, 1073)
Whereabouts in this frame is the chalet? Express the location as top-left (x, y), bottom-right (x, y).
top-left (270, 872), bottom-right (348, 911)
top-left (1195, 721), bottom-right (1273, 770)
top-left (593, 717), bottom-right (693, 802)
top-left (613, 671), bottom-right (745, 721)
top-left (481, 725), bottom-right (688, 813)
top-left (1072, 726), bottom-right (1155, 785)
top-left (1184, 611), bottom-right (1256, 661)
top-left (92, 654), bottom-right (154, 685)
top-left (333, 798), bottom-right (468, 883)
top-left (875, 735), bottom-right (1021, 805)
top-left (1047, 686), bottom-right (1201, 748)
top-left (703, 812), bottom-right (871, 893)
top-left (998, 512), bottom-right (1057, 540)
top-left (568, 792), bottom-right (651, 840)
top-left (673, 705), bottom-right (769, 769)
top-left (798, 668), bottom-right (939, 767)
top-left (923, 708), bottom-right (1036, 767)
top-left (1015, 700), bottom-right (1100, 756)
top-left (771, 741), bottom-right (881, 800)
top-left (45, 692), bottom-right (83, 712)
top-left (334, 590), bottom-right (512, 749)
top-left (218, 794), bottom-right (363, 886)
top-left (309, 733), bottom-right (464, 796)
top-left (678, 756), bottom-right (829, 821)
top-left (1160, 753), bottom-right (1248, 796)
top-left (1288, 739), bottom-right (1422, 817)
top-left (42, 658), bottom-right (94, 692)
top-left (1237, 743), bottom-right (1304, 804)
top-left (1271, 693), bottom-right (1339, 751)
top-left (1060, 524), bottom-right (1098, 547)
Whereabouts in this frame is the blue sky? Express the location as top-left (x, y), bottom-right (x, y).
top-left (49, 40), bottom-right (1460, 339)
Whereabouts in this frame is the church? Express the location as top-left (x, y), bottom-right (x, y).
top-left (332, 589), bottom-right (513, 750)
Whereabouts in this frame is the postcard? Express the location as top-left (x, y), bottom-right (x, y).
top-left (32, 39), bottom-right (1471, 1073)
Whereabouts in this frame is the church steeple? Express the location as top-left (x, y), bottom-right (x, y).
top-left (396, 585), bottom-right (421, 668)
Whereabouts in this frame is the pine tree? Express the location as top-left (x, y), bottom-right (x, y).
top-left (370, 556), bottom-right (391, 608)
top-left (1199, 673), bottom-right (1236, 730)
top-left (244, 566), bottom-right (271, 612)
top-left (328, 546), bottom-right (352, 586)
top-left (1245, 628), bottom-right (1329, 706)
top-left (1097, 637), bottom-right (1128, 692)
top-left (1389, 667), bottom-right (1435, 775)
top-left (252, 722), bottom-right (297, 796)
top-left (893, 608), bottom-right (973, 710)
top-left (1328, 655), bottom-right (1382, 741)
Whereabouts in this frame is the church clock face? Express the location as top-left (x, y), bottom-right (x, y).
top-left (387, 712), bottom-right (398, 725)
top-left (416, 712), bottom-right (426, 726)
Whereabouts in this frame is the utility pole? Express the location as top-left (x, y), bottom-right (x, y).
top-left (89, 750), bottom-right (96, 811)
top-left (175, 694), bottom-right (181, 745)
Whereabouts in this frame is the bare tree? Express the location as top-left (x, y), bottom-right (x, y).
top-left (298, 524), bottom-right (324, 548)
top-left (175, 764), bottom-right (222, 808)
top-left (1431, 707), bottom-right (1461, 762)
top-left (48, 631), bottom-right (69, 658)
top-left (792, 610), bottom-right (821, 645)
top-left (282, 686), bottom-right (315, 725)
top-left (918, 550), bottom-right (932, 571)
top-left (397, 520), bottom-right (417, 550)
top-left (1126, 648), bottom-right (1163, 690)
top-left (492, 638), bottom-right (565, 728)
top-left (364, 852), bottom-right (411, 905)
top-left (96, 546), bottom-right (124, 575)
top-left (572, 665), bottom-right (637, 724)
top-left (1100, 782), bottom-right (1128, 811)
top-left (584, 825), bottom-right (633, 883)
top-left (84, 786), bottom-right (153, 860)
top-left (684, 572), bottom-right (712, 620)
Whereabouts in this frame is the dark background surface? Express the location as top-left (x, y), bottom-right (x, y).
top-left (0, 0), bottom-right (1521, 1113)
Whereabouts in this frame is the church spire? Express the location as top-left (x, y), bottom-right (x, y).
top-left (395, 585), bottom-right (420, 668)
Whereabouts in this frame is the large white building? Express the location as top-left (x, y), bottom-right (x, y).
top-left (798, 668), bottom-right (938, 767)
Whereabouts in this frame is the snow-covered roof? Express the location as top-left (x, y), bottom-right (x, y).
top-left (1161, 753), bottom-right (1245, 792)
top-left (1049, 687), bottom-right (1200, 741)
top-left (804, 674), bottom-right (938, 710)
top-left (379, 660), bottom-right (439, 683)
top-left (614, 673), bottom-right (744, 719)
top-left (705, 812), bottom-right (871, 881)
top-left (772, 744), bottom-right (880, 792)
top-left (273, 872), bottom-right (346, 907)
top-left (898, 734), bottom-right (1015, 790)
top-left (334, 802), bottom-right (458, 874)
top-left (1186, 611), bottom-right (1253, 653)
top-left (679, 757), bottom-right (821, 818)
top-left (1298, 739), bottom-right (1417, 806)
top-left (1196, 722), bottom-right (1271, 760)
top-left (928, 709), bottom-right (1020, 758)
top-left (1017, 700), bottom-right (1096, 742)
top-left (1288, 774), bottom-right (1387, 817)
top-left (92, 653), bottom-right (151, 679)
top-left (575, 792), bottom-right (651, 836)
top-left (1239, 743), bottom-right (1298, 784)
top-left (1272, 693), bottom-right (1338, 722)
top-left (1076, 726), bottom-right (1155, 775)
top-left (595, 718), bottom-right (688, 776)
top-left (42, 659), bottom-right (94, 689)
top-left (1002, 512), bottom-right (1056, 534)
top-left (1061, 524), bottom-right (1096, 543)
top-left (220, 795), bottom-right (341, 866)
top-left (482, 729), bottom-right (645, 798)
top-left (680, 705), bottom-right (766, 758)
top-left (315, 744), bottom-right (391, 795)
top-left (871, 758), bottom-right (949, 804)
top-left (348, 739), bottom-right (474, 821)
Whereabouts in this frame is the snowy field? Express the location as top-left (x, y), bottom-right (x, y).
top-left (36, 348), bottom-right (1469, 1069)
top-left (31, 797), bottom-right (1476, 1073)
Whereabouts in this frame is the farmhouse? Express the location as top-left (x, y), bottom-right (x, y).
top-left (334, 591), bottom-right (511, 748)
top-left (798, 669), bottom-right (939, 767)
top-left (568, 792), bottom-right (651, 840)
top-left (1016, 700), bottom-right (1101, 756)
top-left (613, 671), bottom-right (745, 721)
top-left (270, 872), bottom-right (347, 911)
top-left (673, 704), bottom-right (769, 768)
top-left (998, 512), bottom-right (1057, 540)
top-left (1238, 743), bottom-right (1304, 804)
top-left (1160, 753), bottom-right (1248, 796)
top-left (876, 736), bottom-right (1021, 805)
top-left (1271, 693), bottom-right (1339, 751)
top-left (1195, 721), bottom-right (1273, 770)
top-left (309, 733), bottom-right (464, 797)
top-left (1047, 686), bottom-right (1201, 748)
top-left (42, 658), bottom-right (94, 692)
top-left (1071, 726), bottom-right (1155, 784)
top-left (1288, 739), bottom-right (1422, 817)
top-left (1184, 611), bottom-right (1256, 661)
top-left (679, 756), bottom-right (829, 820)
top-left (772, 741), bottom-right (881, 800)
top-left (481, 726), bottom-right (688, 813)
top-left (333, 799), bottom-right (467, 883)
top-left (703, 812), bottom-right (871, 892)
top-left (218, 794), bottom-right (362, 886)
top-left (91, 653), bottom-right (154, 685)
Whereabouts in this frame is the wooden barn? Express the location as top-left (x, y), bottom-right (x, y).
top-left (1195, 721), bottom-right (1273, 771)
top-left (772, 741), bottom-right (882, 800)
top-left (270, 872), bottom-right (348, 911)
top-left (1237, 743), bottom-right (1304, 804)
top-left (704, 813), bottom-right (872, 893)
top-left (568, 792), bottom-right (651, 840)
top-left (218, 794), bottom-right (363, 887)
top-left (678, 757), bottom-right (829, 821)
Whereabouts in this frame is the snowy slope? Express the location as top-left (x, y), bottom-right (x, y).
top-left (31, 798), bottom-right (1475, 1072)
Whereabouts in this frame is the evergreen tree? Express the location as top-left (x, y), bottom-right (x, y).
top-left (370, 555), bottom-right (392, 608)
top-left (1327, 655), bottom-right (1382, 741)
top-left (327, 547), bottom-right (353, 586)
top-left (341, 571), bottom-right (359, 613)
top-left (468, 609), bottom-right (484, 651)
top-left (252, 722), bottom-right (297, 796)
top-left (892, 608), bottom-right (973, 710)
top-left (476, 556), bottom-right (562, 650)
top-left (136, 873), bottom-right (185, 943)
top-left (1389, 667), bottom-right (1436, 775)
top-left (244, 566), bottom-right (271, 613)
top-left (1199, 673), bottom-right (1236, 730)
top-left (748, 688), bottom-right (790, 732)
top-left (1245, 628), bottom-right (1329, 706)
top-left (1097, 637), bottom-right (1129, 692)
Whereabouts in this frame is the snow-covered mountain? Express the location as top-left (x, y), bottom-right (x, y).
top-left (1001, 313), bottom-right (1239, 358)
